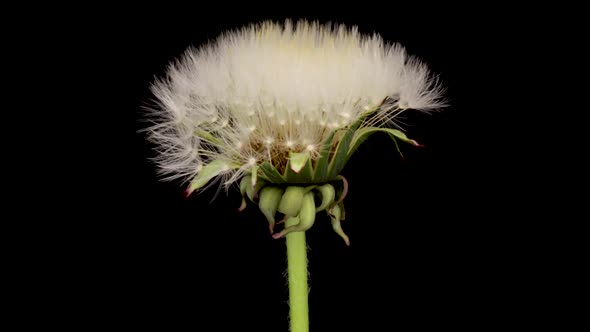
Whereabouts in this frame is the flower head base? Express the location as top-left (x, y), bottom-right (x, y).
top-left (146, 20), bottom-right (445, 242)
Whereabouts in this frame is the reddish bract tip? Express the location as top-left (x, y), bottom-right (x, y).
top-left (184, 188), bottom-right (193, 198)
top-left (411, 140), bottom-right (424, 147)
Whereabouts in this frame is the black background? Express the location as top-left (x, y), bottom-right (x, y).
top-left (35, 7), bottom-right (536, 331)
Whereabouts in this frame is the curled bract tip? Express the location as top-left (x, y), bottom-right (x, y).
top-left (239, 178), bottom-right (351, 246)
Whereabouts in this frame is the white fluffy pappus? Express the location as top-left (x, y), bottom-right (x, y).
top-left (145, 19), bottom-right (446, 190)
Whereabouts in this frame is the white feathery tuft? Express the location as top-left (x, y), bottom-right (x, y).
top-left (145, 19), bottom-right (446, 187)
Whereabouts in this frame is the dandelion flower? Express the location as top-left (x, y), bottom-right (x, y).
top-left (147, 20), bottom-right (444, 191)
top-left (145, 19), bottom-right (445, 332)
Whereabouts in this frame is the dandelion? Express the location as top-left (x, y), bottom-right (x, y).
top-left (145, 19), bottom-right (445, 332)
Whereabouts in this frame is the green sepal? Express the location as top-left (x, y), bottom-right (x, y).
top-left (284, 152), bottom-right (314, 183)
top-left (259, 162), bottom-right (286, 184)
top-left (312, 131), bottom-right (336, 182)
top-left (347, 127), bottom-right (418, 162)
top-left (187, 160), bottom-right (240, 194)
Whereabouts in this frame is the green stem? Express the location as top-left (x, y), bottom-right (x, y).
top-left (286, 217), bottom-right (309, 332)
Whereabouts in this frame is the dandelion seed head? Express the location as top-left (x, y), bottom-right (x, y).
top-left (146, 19), bottom-right (445, 185)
